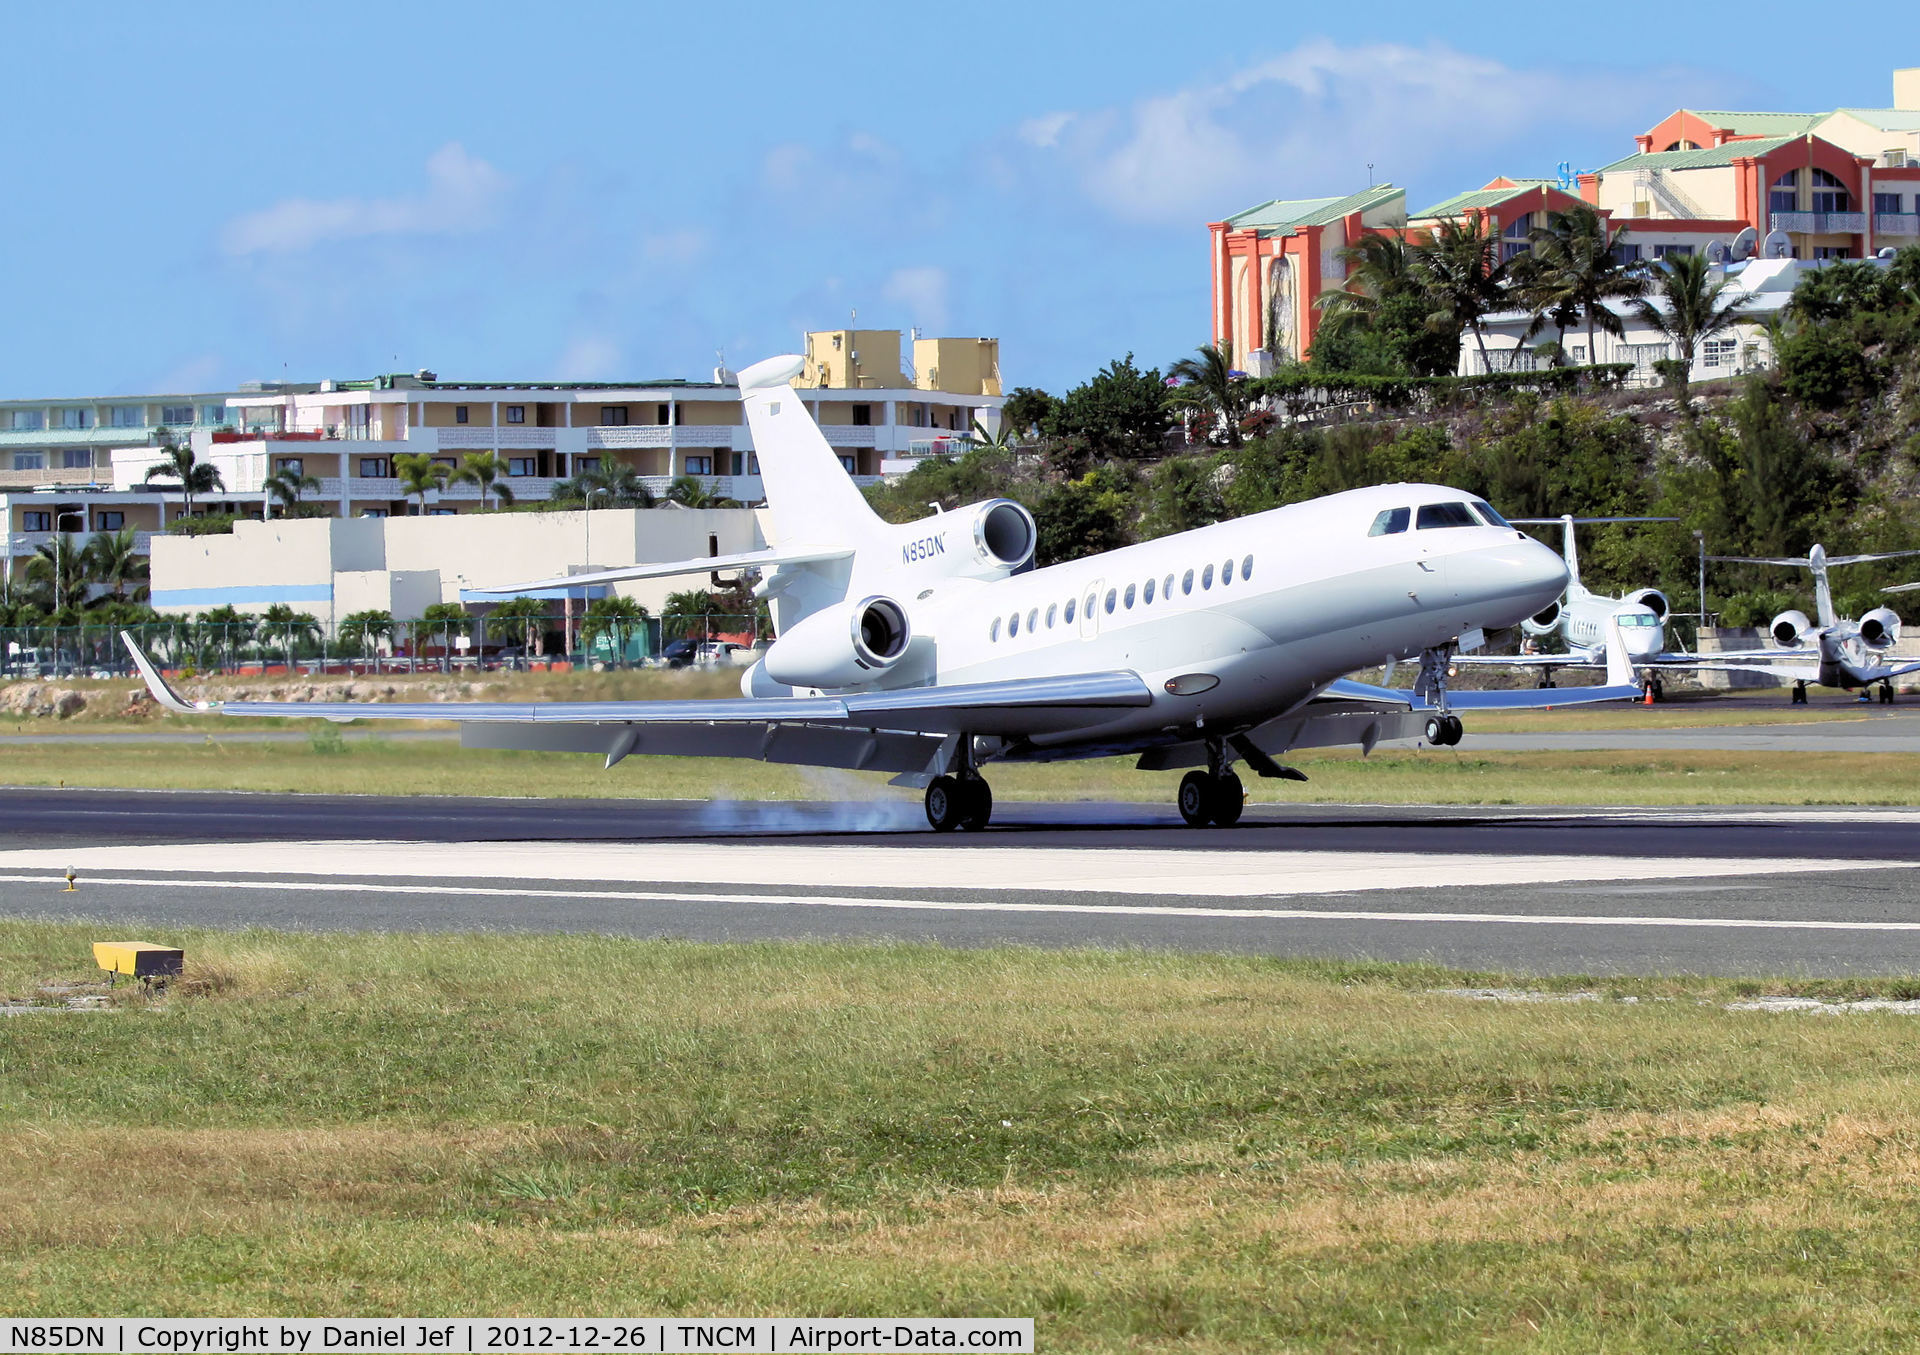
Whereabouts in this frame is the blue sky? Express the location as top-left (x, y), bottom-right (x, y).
top-left (1, 1), bottom-right (1905, 396)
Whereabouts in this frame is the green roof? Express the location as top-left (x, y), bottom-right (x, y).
top-left (1680, 109), bottom-right (1824, 137)
top-left (1225, 184), bottom-right (1402, 234)
top-left (1409, 185), bottom-right (1530, 219)
top-left (1829, 107), bottom-right (1920, 132)
top-left (1599, 135), bottom-right (1799, 174)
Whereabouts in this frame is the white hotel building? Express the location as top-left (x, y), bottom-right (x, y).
top-left (1, 329), bottom-right (1002, 584)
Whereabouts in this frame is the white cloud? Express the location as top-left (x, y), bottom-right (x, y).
top-left (221, 142), bottom-right (509, 255)
top-left (554, 335), bottom-right (624, 382)
top-left (1018, 40), bottom-right (1707, 226)
top-left (148, 353), bottom-right (224, 394)
top-left (882, 266), bottom-right (950, 332)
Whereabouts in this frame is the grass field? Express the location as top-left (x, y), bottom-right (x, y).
top-left (7, 921), bottom-right (1920, 1347)
top-left (3, 736), bottom-right (1920, 805)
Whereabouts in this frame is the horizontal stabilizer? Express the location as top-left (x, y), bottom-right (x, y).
top-left (469, 545), bottom-right (854, 596)
top-left (1710, 548), bottom-right (1920, 568)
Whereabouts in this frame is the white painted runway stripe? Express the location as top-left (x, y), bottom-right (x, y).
top-left (3, 841), bottom-right (1918, 898)
top-left (12, 871), bottom-right (1920, 933)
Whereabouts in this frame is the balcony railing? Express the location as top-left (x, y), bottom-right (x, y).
top-left (1771, 210), bottom-right (1867, 234)
top-left (821, 426), bottom-right (877, 446)
top-left (1877, 213), bottom-right (1920, 236)
top-left (7, 530), bottom-right (153, 557)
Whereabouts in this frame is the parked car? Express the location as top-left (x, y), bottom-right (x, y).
top-left (696, 641), bottom-right (756, 667)
top-left (660, 638), bottom-right (699, 669)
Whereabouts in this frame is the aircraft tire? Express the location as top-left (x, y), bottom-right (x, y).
top-left (1444, 715), bottom-right (1464, 746)
top-left (1882, 683), bottom-right (1896, 705)
top-left (958, 777), bottom-right (993, 830)
top-left (1178, 770), bottom-right (1215, 827)
top-left (925, 775), bottom-right (965, 832)
top-left (1425, 715), bottom-right (1446, 745)
top-left (1211, 772), bottom-right (1245, 826)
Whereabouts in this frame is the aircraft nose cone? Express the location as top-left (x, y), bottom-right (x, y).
top-left (1460, 537), bottom-right (1569, 622)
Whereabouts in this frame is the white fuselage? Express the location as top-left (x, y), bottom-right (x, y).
top-left (794, 483), bottom-right (1567, 750)
top-left (1557, 588), bottom-right (1665, 661)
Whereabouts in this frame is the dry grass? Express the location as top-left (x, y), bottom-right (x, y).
top-left (10, 922), bottom-right (1920, 1345)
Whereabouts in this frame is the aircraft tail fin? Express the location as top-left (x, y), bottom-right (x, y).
top-left (1510, 515), bottom-right (1680, 595)
top-left (1810, 544), bottom-right (1836, 629)
top-left (736, 355), bottom-right (885, 549)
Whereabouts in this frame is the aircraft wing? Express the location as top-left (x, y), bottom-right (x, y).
top-left (1449, 651), bottom-right (1597, 671)
top-left (1326, 618), bottom-right (1641, 710)
top-left (122, 633), bottom-right (1152, 774)
top-left (468, 545), bottom-right (854, 596)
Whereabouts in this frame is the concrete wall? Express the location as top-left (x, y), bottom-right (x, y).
top-left (149, 507), bottom-right (768, 628)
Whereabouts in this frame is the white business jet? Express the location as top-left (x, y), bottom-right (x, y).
top-left (123, 354), bottom-right (1636, 831)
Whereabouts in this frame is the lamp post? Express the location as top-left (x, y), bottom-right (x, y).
top-left (52, 511), bottom-right (85, 677)
top-left (1694, 530), bottom-right (1707, 629)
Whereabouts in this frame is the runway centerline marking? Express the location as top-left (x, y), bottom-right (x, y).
top-left (14, 871), bottom-right (1920, 933)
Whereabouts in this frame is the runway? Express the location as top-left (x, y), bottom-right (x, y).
top-left (5, 787), bottom-right (1920, 976)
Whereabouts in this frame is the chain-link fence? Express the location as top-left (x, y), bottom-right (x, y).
top-left (0, 613), bottom-right (764, 679)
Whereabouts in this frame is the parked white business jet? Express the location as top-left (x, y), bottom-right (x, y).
top-left (1452, 514), bottom-right (1686, 699)
top-left (123, 354), bottom-right (1637, 830)
top-left (1679, 545), bottom-right (1920, 704)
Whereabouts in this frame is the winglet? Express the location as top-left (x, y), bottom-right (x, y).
top-left (1603, 616), bottom-right (1633, 688)
top-left (120, 631), bottom-right (213, 715)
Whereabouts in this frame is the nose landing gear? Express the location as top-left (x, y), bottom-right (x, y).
top-left (1423, 714), bottom-right (1464, 746)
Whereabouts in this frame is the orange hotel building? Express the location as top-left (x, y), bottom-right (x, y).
top-left (1210, 67), bottom-right (1920, 371)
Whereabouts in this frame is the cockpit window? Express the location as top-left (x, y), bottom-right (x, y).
top-left (1470, 500), bottom-right (1510, 527)
top-left (1416, 502), bottom-right (1478, 529)
top-left (1368, 507), bottom-right (1411, 537)
top-left (1616, 613), bottom-right (1659, 628)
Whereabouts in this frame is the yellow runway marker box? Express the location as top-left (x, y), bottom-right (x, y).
top-left (92, 942), bottom-right (184, 980)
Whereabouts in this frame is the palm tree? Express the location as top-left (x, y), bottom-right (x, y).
top-left (666, 475), bottom-right (737, 509)
top-left (1166, 343), bottom-right (1250, 447)
top-left (419, 601), bottom-right (470, 671)
top-left (259, 603), bottom-right (321, 670)
top-left (579, 596), bottom-right (650, 663)
top-left (554, 462), bottom-right (656, 508)
top-left (1318, 232), bottom-right (1420, 337)
top-left (485, 596), bottom-right (549, 660)
top-left (393, 452), bottom-right (451, 514)
top-left (337, 609), bottom-right (394, 661)
top-left (451, 451), bottom-right (516, 510)
top-left (196, 604), bottom-right (254, 669)
top-left (662, 588), bottom-right (721, 642)
top-left (25, 535), bottom-right (91, 616)
top-left (143, 440), bottom-right (225, 522)
top-left (969, 416), bottom-right (1017, 454)
top-left (1525, 205), bottom-right (1647, 367)
top-left (84, 526), bottom-right (149, 601)
top-left (1413, 216), bottom-right (1507, 373)
top-left (1631, 251), bottom-right (1754, 401)
top-left (266, 465), bottom-right (323, 517)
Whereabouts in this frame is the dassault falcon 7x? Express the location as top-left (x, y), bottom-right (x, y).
top-left (124, 353), bottom-right (1636, 830)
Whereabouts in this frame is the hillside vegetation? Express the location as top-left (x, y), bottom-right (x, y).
top-left (870, 251), bottom-right (1920, 631)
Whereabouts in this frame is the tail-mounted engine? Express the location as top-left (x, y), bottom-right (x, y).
top-left (763, 594), bottom-right (911, 689)
top-left (1770, 609), bottom-right (1813, 648)
top-left (1623, 588), bottom-right (1669, 620)
top-left (1520, 600), bottom-right (1563, 638)
top-left (889, 498), bottom-right (1036, 582)
top-left (1860, 606), bottom-right (1902, 649)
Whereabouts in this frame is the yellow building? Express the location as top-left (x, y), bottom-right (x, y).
top-left (796, 330), bottom-right (905, 389)
top-left (913, 337), bottom-right (1001, 396)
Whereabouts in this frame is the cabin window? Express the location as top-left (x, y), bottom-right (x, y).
top-left (1104, 588), bottom-right (1117, 614)
top-left (1027, 608), bottom-right (1038, 632)
top-left (1123, 583), bottom-right (1136, 609)
top-left (1164, 573), bottom-right (1175, 599)
top-left (1144, 578), bottom-right (1156, 604)
top-left (1046, 603), bottom-right (1057, 629)
top-left (1202, 563), bottom-right (1215, 589)
top-left (1368, 507), bottom-right (1411, 536)
top-left (1221, 558), bottom-right (1234, 585)
top-left (1009, 612), bottom-right (1020, 637)
top-left (1470, 501), bottom-right (1510, 527)
top-left (990, 617), bottom-right (1001, 642)
top-left (1182, 569), bottom-right (1194, 595)
top-left (1065, 597), bottom-right (1076, 625)
top-left (1416, 502), bottom-right (1478, 529)
top-left (1086, 591), bottom-right (1098, 620)
top-left (1241, 554), bottom-right (1253, 580)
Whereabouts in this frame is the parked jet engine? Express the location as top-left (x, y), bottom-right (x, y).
top-left (1520, 600), bottom-right (1563, 637)
top-left (763, 594), bottom-right (911, 688)
top-left (1770, 609), bottom-right (1813, 648)
top-left (1859, 606), bottom-right (1902, 649)
top-left (1623, 588), bottom-right (1669, 619)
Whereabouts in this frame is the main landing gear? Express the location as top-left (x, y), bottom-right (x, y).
top-left (1791, 682), bottom-right (1809, 705)
top-left (924, 774), bottom-right (992, 832)
top-left (1178, 767), bottom-right (1245, 828)
top-left (924, 736), bottom-right (993, 832)
top-left (1881, 681), bottom-right (1897, 705)
top-left (1641, 677), bottom-right (1665, 703)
